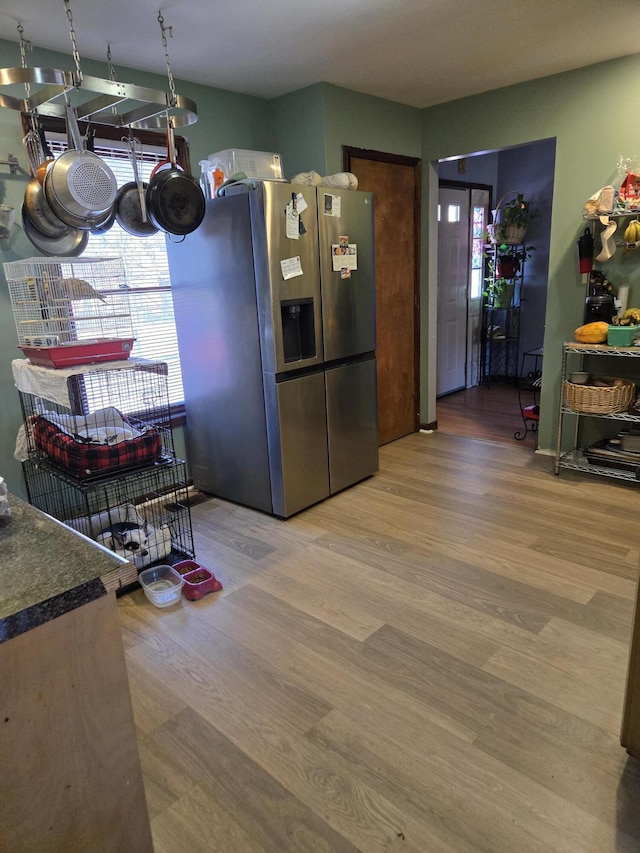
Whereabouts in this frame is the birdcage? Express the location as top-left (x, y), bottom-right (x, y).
top-left (3, 256), bottom-right (134, 367)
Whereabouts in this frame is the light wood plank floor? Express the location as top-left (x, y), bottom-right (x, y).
top-left (118, 432), bottom-right (640, 853)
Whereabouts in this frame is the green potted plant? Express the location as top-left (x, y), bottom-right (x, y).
top-left (489, 192), bottom-right (540, 244)
top-left (483, 275), bottom-right (513, 308)
top-left (483, 243), bottom-right (534, 307)
top-left (502, 193), bottom-right (539, 242)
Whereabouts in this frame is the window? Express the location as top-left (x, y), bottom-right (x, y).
top-left (447, 204), bottom-right (460, 223)
top-left (469, 204), bottom-right (486, 299)
top-left (30, 117), bottom-right (191, 414)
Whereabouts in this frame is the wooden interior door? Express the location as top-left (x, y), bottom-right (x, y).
top-left (344, 148), bottom-right (420, 445)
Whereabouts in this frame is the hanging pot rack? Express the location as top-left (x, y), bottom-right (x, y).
top-left (0, 8), bottom-right (197, 130)
top-left (0, 66), bottom-right (197, 130)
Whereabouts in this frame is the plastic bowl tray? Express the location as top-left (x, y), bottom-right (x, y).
top-left (19, 338), bottom-right (135, 368)
top-left (139, 564), bottom-right (184, 608)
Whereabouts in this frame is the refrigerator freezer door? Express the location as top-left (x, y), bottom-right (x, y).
top-left (250, 182), bottom-right (323, 374)
top-left (167, 195), bottom-right (273, 513)
top-left (264, 371), bottom-right (330, 517)
top-left (325, 357), bottom-right (379, 493)
top-left (317, 188), bottom-right (376, 361)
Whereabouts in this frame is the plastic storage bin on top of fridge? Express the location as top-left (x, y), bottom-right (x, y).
top-left (206, 150), bottom-right (284, 182)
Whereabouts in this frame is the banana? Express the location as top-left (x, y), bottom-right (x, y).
top-left (623, 219), bottom-right (640, 246)
top-left (623, 308), bottom-right (640, 325)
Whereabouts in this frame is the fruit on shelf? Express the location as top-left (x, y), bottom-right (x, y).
top-left (623, 219), bottom-right (640, 251)
top-left (574, 321), bottom-right (609, 343)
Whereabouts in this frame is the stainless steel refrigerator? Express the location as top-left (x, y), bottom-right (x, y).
top-left (166, 180), bottom-right (378, 517)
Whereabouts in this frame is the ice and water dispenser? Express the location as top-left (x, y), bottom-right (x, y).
top-left (281, 298), bottom-right (316, 362)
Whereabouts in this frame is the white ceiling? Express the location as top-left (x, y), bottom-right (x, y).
top-left (1, 0), bottom-right (640, 109)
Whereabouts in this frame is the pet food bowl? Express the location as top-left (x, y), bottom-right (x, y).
top-left (175, 560), bottom-right (223, 601)
top-left (139, 564), bottom-right (184, 608)
top-left (569, 372), bottom-right (591, 385)
top-left (173, 559), bottom-right (200, 576)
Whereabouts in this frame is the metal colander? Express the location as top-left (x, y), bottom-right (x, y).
top-left (65, 157), bottom-right (118, 209)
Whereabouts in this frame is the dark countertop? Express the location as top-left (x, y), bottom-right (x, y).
top-left (0, 494), bottom-right (129, 643)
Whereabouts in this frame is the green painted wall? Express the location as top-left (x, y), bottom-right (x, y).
top-left (271, 85), bottom-right (327, 178)
top-left (322, 83), bottom-right (422, 173)
top-left (420, 53), bottom-right (640, 453)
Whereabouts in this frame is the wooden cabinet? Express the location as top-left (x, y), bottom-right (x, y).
top-left (0, 495), bottom-right (153, 853)
top-left (622, 564), bottom-right (640, 759)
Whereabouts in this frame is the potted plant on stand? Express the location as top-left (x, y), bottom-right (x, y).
top-left (483, 243), bottom-right (534, 308)
top-left (488, 191), bottom-right (539, 244)
top-left (484, 275), bottom-right (513, 309)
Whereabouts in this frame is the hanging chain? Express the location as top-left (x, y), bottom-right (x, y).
top-left (107, 43), bottom-right (117, 82)
top-left (17, 22), bottom-right (32, 71)
top-left (64, 0), bottom-right (83, 83)
top-left (17, 22), bottom-right (38, 134)
top-left (17, 22), bottom-right (32, 98)
top-left (157, 11), bottom-right (177, 109)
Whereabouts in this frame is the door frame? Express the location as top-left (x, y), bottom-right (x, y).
top-left (342, 146), bottom-right (422, 435)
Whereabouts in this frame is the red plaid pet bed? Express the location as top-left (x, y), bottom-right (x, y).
top-left (32, 415), bottom-right (162, 479)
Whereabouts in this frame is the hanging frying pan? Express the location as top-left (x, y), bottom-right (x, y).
top-left (145, 120), bottom-right (205, 237)
top-left (22, 125), bottom-right (71, 239)
top-left (35, 123), bottom-right (55, 187)
top-left (22, 204), bottom-right (88, 257)
top-left (45, 103), bottom-right (117, 228)
top-left (24, 175), bottom-right (72, 238)
top-left (115, 136), bottom-right (158, 237)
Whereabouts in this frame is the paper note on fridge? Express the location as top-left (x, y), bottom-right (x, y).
top-left (285, 203), bottom-right (300, 239)
top-left (323, 193), bottom-right (341, 217)
top-left (281, 256), bottom-right (303, 279)
top-left (331, 244), bottom-right (358, 272)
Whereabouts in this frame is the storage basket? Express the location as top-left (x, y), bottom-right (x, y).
top-left (564, 378), bottom-right (635, 414)
top-left (488, 190), bottom-right (529, 245)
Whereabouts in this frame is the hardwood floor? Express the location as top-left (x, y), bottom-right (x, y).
top-left (436, 382), bottom-right (535, 446)
top-left (118, 432), bottom-right (640, 852)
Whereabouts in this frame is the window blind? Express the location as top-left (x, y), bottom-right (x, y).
top-left (46, 137), bottom-right (184, 407)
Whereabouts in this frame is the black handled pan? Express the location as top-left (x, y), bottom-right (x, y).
top-left (145, 119), bottom-right (205, 238)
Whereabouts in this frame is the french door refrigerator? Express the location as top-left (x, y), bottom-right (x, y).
top-left (166, 180), bottom-right (378, 518)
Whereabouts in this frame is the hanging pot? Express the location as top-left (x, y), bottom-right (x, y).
top-left (45, 104), bottom-right (117, 227)
top-left (22, 125), bottom-right (71, 238)
top-left (145, 121), bottom-right (205, 238)
top-left (115, 136), bottom-right (158, 237)
top-left (24, 175), bottom-right (72, 238)
top-left (22, 204), bottom-right (88, 257)
top-left (35, 124), bottom-right (55, 187)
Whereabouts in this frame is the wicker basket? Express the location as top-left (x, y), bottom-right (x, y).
top-left (488, 190), bottom-right (529, 245)
top-left (564, 378), bottom-right (635, 414)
